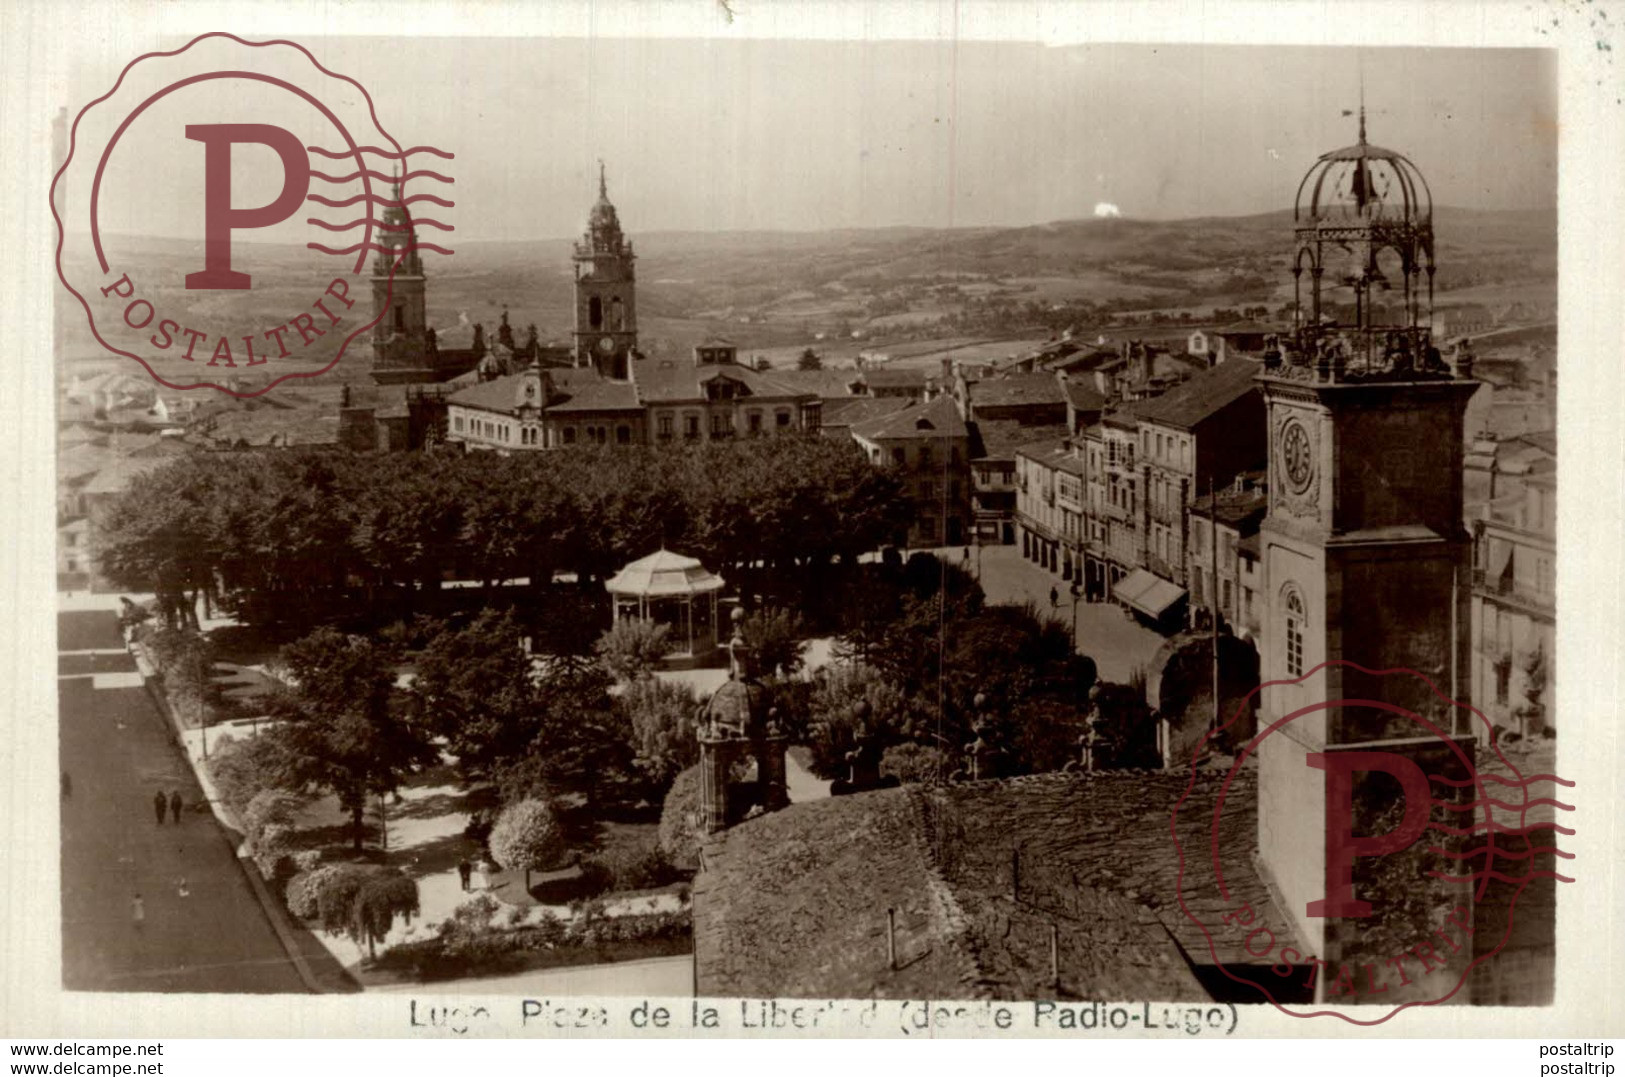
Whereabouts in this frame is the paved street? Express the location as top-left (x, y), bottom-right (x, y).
top-left (955, 544), bottom-right (1170, 684)
top-left (58, 610), bottom-right (311, 993)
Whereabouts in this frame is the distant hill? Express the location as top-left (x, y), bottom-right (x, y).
top-left (60, 206), bottom-right (1554, 384)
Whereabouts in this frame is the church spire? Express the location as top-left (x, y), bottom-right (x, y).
top-left (599, 158), bottom-right (607, 200)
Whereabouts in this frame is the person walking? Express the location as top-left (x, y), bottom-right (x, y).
top-left (131, 893), bottom-right (145, 931)
top-left (456, 858), bottom-right (472, 892)
top-left (152, 790), bottom-right (167, 826)
top-left (169, 790), bottom-right (183, 824)
top-left (61, 771), bottom-right (71, 798)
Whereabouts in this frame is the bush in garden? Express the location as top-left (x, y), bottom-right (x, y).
top-left (350, 870), bottom-right (420, 959)
top-left (244, 790), bottom-right (303, 846)
top-left (657, 765), bottom-right (703, 870)
top-left (488, 797), bottom-right (566, 890)
top-left (594, 619), bottom-right (672, 683)
top-left (286, 865), bottom-right (343, 920)
top-left (880, 742), bottom-right (947, 786)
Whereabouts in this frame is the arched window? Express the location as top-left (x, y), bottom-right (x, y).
top-left (609, 297), bottom-right (625, 331)
top-left (1283, 585), bottom-right (1306, 677)
top-left (588, 296), bottom-right (603, 329)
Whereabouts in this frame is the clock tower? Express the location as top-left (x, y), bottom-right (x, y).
top-left (573, 163), bottom-right (638, 381)
top-left (1255, 110), bottom-right (1483, 1001)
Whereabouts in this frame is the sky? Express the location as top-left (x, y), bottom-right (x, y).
top-left (71, 38), bottom-right (1556, 243)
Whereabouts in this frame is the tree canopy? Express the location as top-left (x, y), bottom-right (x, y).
top-left (268, 628), bottom-right (438, 850)
top-left (94, 438), bottom-right (908, 632)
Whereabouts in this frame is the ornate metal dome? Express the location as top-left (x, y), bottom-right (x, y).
top-left (1293, 110), bottom-right (1432, 224)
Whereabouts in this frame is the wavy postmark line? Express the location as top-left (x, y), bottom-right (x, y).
top-left (1426, 869), bottom-right (1576, 886)
top-left (306, 217), bottom-right (455, 232)
top-left (1432, 795), bottom-right (1575, 813)
top-left (1428, 771), bottom-right (1574, 789)
top-left (51, 31), bottom-right (417, 398)
top-left (1428, 819), bottom-right (1575, 838)
top-left (310, 168), bottom-right (455, 184)
top-left (307, 144), bottom-right (454, 160)
top-left (307, 193), bottom-right (455, 208)
top-left (308, 241), bottom-right (456, 257)
top-left (1425, 842), bottom-right (1574, 862)
top-left (1168, 658), bottom-right (1574, 1027)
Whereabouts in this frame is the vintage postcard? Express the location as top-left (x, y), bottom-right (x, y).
top-left (4, 0), bottom-right (1622, 1048)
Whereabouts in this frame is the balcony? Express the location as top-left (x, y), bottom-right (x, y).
top-left (1471, 569), bottom-right (1555, 617)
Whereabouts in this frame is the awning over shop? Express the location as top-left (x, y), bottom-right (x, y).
top-left (1113, 568), bottom-right (1188, 620)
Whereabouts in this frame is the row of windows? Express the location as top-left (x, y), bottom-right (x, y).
top-left (656, 409), bottom-right (797, 439)
top-left (1143, 428), bottom-right (1193, 471)
top-left (453, 412), bottom-right (632, 447)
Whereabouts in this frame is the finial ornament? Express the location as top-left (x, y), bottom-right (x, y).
top-left (598, 159), bottom-right (607, 199)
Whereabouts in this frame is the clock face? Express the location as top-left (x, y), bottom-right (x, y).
top-left (1281, 419), bottom-right (1313, 493)
top-left (598, 336), bottom-right (616, 355)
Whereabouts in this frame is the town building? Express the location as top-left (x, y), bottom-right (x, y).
top-left (849, 394), bottom-right (971, 549)
top-left (1012, 355), bottom-right (1265, 620)
top-left (440, 189), bottom-right (825, 452)
top-left (693, 109), bottom-right (1555, 1010)
top-left (368, 177), bottom-right (488, 386)
top-left (1466, 432), bottom-right (1556, 739)
top-left (1185, 472), bottom-right (1268, 640)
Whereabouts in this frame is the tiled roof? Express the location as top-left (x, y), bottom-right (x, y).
top-left (769, 369), bottom-right (865, 400)
top-left (634, 358), bottom-right (813, 405)
top-left (448, 367), bottom-right (642, 415)
top-left (850, 394), bottom-right (968, 442)
top-left (1190, 488), bottom-right (1269, 531)
top-left (696, 764), bottom-right (1284, 1001)
top-left (966, 372), bottom-right (1065, 409)
top-left (823, 396), bottom-right (913, 429)
top-left (1062, 381), bottom-right (1106, 411)
top-left (971, 419), bottom-right (1071, 462)
top-left (1015, 439), bottom-right (1087, 476)
top-left (862, 366), bottom-right (931, 388)
top-left (694, 787), bottom-right (982, 1000)
top-left (1131, 357), bottom-right (1261, 430)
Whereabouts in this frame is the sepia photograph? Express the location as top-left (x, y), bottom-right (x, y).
top-left (11, 5), bottom-right (1615, 1055)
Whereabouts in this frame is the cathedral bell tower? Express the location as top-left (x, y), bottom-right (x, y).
top-left (1255, 110), bottom-right (1482, 1003)
top-left (370, 173), bottom-right (432, 384)
top-left (573, 163), bottom-right (638, 381)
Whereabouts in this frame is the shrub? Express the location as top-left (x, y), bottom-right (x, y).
top-left (488, 798), bottom-right (566, 888)
top-left (205, 732), bottom-right (296, 819)
top-left (286, 863), bottom-right (344, 920)
top-left (579, 844), bottom-right (680, 896)
top-left (657, 765), bottom-right (703, 870)
top-left (594, 619), bottom-right (672, 682)
top-left (742, 607), bottom-right (807, 678)
top-left (243, 790), bottom-right (303, 846)
top-left (880, 742), bottom-right (947, 785)
top-left (314, 864), bottom-right (381, 937)
top-left (252, 823), bottom-right (292, 878)
top-left (623, 677), bottom-right (698, 789)
top-left (351, 870), bottom-right (420, 958)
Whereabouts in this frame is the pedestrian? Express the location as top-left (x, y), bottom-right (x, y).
top-left (169, 790), bottom-right (183, 824)
top-left (61, 771), bottom-right (71, 798)
top-left (131, 893), bottom-right (145, 931)
top-left (153, 790), bottom-right (167, 826)
top-left (176, 877), bottom-right (190, 899)
top-left (457, 858), bottom-right (472, 892)
top-left (1049, 585), bottom-right (1059, 609)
